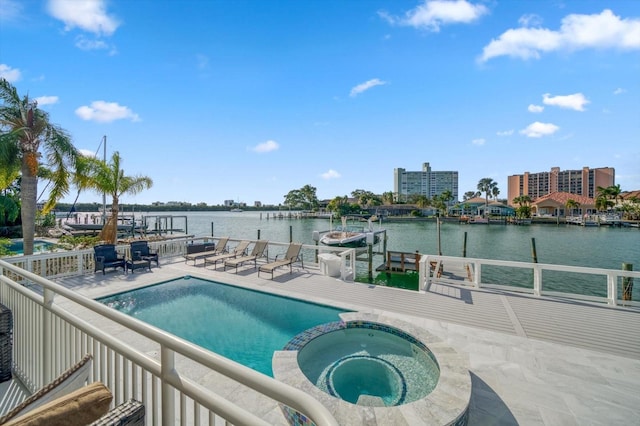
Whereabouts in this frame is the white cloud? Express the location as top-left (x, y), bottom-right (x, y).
top-left (0, 64), bottom-right (21, 82)
top-left (613, 88), bottom-right (626, 95)
top-left (47, 0), bottom-right (120, 36)
top-left (350, 78), bottom-right (386, 97)
top-left (251, 140), bottom-right (279, 153)
top-left (518, 14), bottom-right (543, 28)
top-left (35, 95), bottom-right (59, 106)
top-left (78, 149), bottom-right (97, 158)
top-left (380, 0), bottom-right (489, 32)
top-left (497, 130), bottom-right (514, 136)
top-left (321, 169), bottom-right (341, 180)
top-left (75, 35), bottom-right (109, 51)
top-left (528, 104), bottom-right (544, 113)
top-left (471, 138), bottom-right (485, 146)
top-left (480, 9), bottom-right (640, 62)
top-left (75, 101), bottom-right (140, 123)
top-left (542, 93), bottom-right (589, 111)
top-left (520, 121), bottom-right (559, 138)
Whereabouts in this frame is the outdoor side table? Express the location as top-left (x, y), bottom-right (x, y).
top-left (0, 303), bottom-right (13, 382)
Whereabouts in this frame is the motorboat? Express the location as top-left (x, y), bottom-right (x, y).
top-left (320, 216), bottom-right (379, 247)
top-left (230, 208), bottom-right (243, 212)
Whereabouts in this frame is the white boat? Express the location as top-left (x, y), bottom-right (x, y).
top-left (230, 208), bottom-right (243, 212)
top-left (320, 216), bottom-right (379, 247)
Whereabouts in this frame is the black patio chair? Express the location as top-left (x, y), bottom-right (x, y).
top-left (93, 244), bottom-right (126, 275)
top-left (130, 241), bottom-right (159, 266)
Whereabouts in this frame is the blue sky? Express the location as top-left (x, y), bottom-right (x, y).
top-left (1, 0), bottom-right (639, 206)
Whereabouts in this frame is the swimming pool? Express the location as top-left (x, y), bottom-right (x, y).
top-left (7, 239), bottom-right (55, 255)
top-left (98, 276), bottom-right (348, 376)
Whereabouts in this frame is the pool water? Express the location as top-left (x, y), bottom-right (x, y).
top-left (7, 240), bottom-right (54, 255)
top-left (296, 326), bottom-right (439, 406)
top-left (98, 276), bottom-right (348, 376)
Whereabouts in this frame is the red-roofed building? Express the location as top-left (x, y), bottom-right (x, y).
top-left (531, 192), bottom-right (596, 217)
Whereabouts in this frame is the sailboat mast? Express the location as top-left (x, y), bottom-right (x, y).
top-left (102, 135), bottom-right (107, 224)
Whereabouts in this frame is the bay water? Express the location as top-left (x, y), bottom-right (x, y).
top-left (141, 211), bottom-right (639, 299)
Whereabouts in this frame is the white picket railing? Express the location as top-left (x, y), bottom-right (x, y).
top-left (0, 257), bottom-right (340, 426)
top-left (419, 255), bottom-right (640, 307)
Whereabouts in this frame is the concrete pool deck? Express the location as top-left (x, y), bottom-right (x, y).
top-left (52, 256), bottom-right (640, 425)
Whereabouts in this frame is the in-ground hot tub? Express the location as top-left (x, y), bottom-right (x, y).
top-left (273, 312), bottom-right (471, 425)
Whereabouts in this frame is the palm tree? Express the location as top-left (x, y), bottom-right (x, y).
top-left (596, 185), bottom-right (622, 210)
top-left (477, 178), bottom-right (497, 218)
top-left (565, 199), bottom-right (580, 217)
top-left (513, 195), bottom-right (532, 218)
top-left (381, 191), bottom-right (394, 205)
top-left (595, 195), bottom-right (611, 212)
top-left (0, 78), bottom-right (79, 255)
top-left (463, 191), bottom-right (480, 201)
top-left (491, 186), bottom-right (500, 201)
top-left (75, 151), bottom-right (152, 244)
top-left (414, 195), bottom-right (430, 209)
top-left (439, 190), bottom-right (454, 216)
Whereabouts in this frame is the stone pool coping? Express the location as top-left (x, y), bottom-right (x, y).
top-left (273, 312), bottom-right (471, 426)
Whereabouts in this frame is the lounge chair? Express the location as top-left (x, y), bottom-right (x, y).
top-left (203, 240), bottom-right (251, 269)
top-left (224, 240), bottom-right (268, 273)
top-left (184, 237), bottom-right (229, 265)
top-left (258, 243), bottom-right (303, 279)
top-left (93, 244), bottom-right (126, 275)
top-left (129, 240), bottom-right (158, 266)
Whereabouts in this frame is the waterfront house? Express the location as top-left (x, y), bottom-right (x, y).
top-left (531, 192), bottom-right (596, 217)
top-left (450, 197), bottom-right (514, 217)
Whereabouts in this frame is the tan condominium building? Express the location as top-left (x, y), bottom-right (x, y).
top-left (507, 166), bottom-right (615, 206)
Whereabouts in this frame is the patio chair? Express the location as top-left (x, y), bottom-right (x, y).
top-left (185, 237), bottom-right (229, 265)
top-left (224, 240), bottom-right (268, 273)
top-left (0, 354), bottom-right (145, 426)
top-left (203, 240), bottom-right (250, 269)
top-left (93, 244), bottom-right (126, 275)
top-left (129, 240), bottom-right (159, 266)
top-left (258, 243), bottom-right (304, 279)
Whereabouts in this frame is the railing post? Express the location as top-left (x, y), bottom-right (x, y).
top-left (473, 261), bottom-right (481, 288)
top-left (161, 345), bottom-right (176, 425)
top-left (43, 288), bottom-right (54, 385)
top-left (533, 265), bottom-right (542, 296)
top-left (607, 272), bottom-right (617, 306)
top-left (423, 256), bottom-right (431, 291)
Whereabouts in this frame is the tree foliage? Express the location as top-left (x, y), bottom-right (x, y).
top-left (513, 195), bottom-right (532, 218)
top-left (0, 78), bottom-right (79, 254)
top-left (283, 184), bottom-right (319, 211)
top-left (74, 151), bottom-right (153, 244)
top-left (477, 177), bottom-right (498, 217)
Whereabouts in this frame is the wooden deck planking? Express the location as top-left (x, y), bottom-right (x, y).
top-left (242, 264), bottom-right (640, 359)
top-left (505, 296), bottom-right (640, 358)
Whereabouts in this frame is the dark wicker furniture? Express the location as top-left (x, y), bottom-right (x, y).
top-left (93, 244), bottom-right (126, 275)
top-left (0, 303), bottom-right (12, 383)
top-left (129, 241), bottom-right (158, 266)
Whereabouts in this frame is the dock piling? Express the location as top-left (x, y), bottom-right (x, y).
top-left (531, 238), bottom-right (538, 263)
top-left (463, 232), bottom-right (467, 257)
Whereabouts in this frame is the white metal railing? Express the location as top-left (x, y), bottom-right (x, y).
top-left (0, 259), bottom-right (339, 426)
top-left (419, 255), bottom-right (640, 307)
top-left (2, 237), bottom-right (356, 282)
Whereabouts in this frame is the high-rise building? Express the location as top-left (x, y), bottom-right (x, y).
top-left (507, 166), bottom-right (615, 205)
top-left (393, 162), bottom-right (459, 203)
